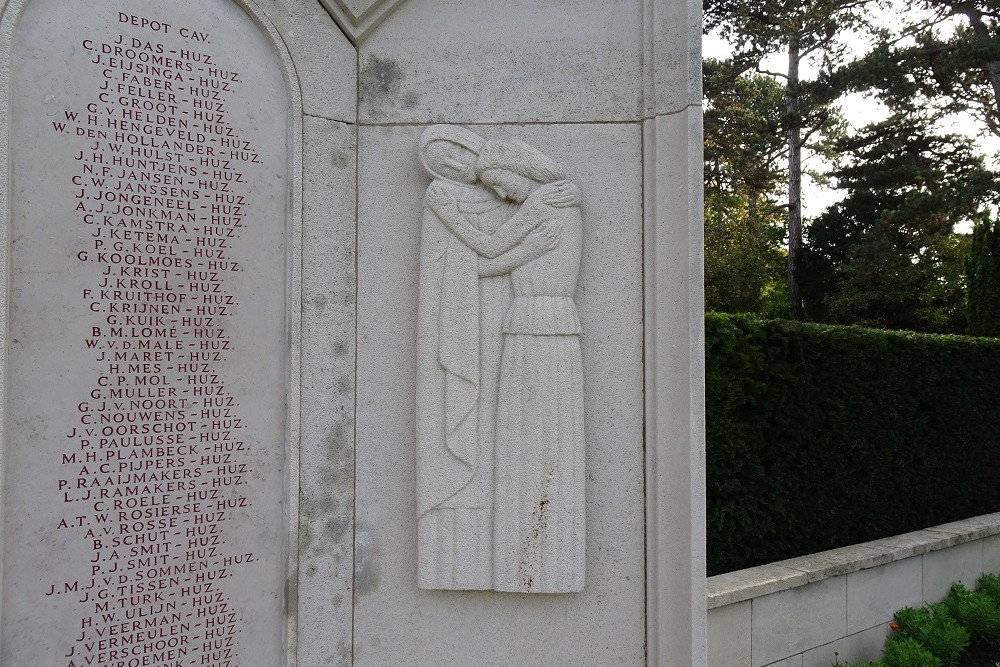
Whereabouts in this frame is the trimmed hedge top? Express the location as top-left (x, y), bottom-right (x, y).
top-left (707, 313), bottom-right (1000, 575)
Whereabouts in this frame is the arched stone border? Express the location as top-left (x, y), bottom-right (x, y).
top-left (0, 1), bottom-right (360, 665)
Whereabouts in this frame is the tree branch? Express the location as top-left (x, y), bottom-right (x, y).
top-left (757, 66), bottom-right (790, 80)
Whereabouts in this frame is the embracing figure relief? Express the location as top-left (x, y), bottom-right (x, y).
top-left (416, 125), bottom-right (585, 594)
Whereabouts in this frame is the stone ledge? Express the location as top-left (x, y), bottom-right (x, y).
top-left (708, 564), bottom-right (808, 609)
top-left (708, 512), bottom-right (1000, 610)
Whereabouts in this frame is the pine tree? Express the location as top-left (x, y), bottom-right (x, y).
top-left (800, 118), bottom-right (994, 333)
top-left (704, 0), bottom-right (869, 319)
top-left (704, 59), bottom-right (789, 315)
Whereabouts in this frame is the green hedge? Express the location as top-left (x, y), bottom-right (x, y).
top-left (706, 313), bottom-right (1000, 576)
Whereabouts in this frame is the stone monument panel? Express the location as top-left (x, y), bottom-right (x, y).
top-left (356, 0), bottom-right (644, 125)
top-left (354, 123), bottom-right (644, 665)
top-left (415, 125), bottom-right (587, 593)
top-left (1, 0), bottom-right (292, 665)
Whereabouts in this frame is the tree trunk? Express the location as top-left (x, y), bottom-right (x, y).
top-left (954, 1), bottom-right (1000, 133)
top-left (787, 36), bottom-right (804, 320)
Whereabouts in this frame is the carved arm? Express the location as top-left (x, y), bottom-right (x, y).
top-left (479, 220), bottom-right (561, 277)
top-left (425, 184), bottom-right (536, 259)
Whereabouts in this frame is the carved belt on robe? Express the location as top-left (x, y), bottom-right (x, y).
top-left (503, 296), bottom-right (582, 335)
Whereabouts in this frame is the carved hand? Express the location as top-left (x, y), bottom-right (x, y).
top-left (425, 182), bottom-right (460, 215)
top-left (526, 219), bottom-right (562, 253)
top-left (535, 180), bottom-right (581, 209)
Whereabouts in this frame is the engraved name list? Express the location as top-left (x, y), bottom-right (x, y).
top-left (3, 2), bottom-right (291, 666)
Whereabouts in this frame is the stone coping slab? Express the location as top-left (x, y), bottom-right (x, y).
top-left (707, 512), bottom-right (1000, 609)
top-left (708, 564), bottom-right (809, 609)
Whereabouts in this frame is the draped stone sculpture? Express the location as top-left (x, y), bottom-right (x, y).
top-left (416, 125), bottom-right (586, 593)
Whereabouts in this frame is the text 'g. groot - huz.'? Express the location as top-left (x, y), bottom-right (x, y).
top-left (416, 125), bottom-right (586, 594)
top-left (2, 1), bottom-right (291, 664)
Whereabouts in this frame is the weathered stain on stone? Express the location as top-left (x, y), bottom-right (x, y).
top-left (297, 416), bottom-right (356, 594)
top-left (299, 523), bottom-right (314, 553)
top-left (337, 638), bottom-right (351, 664)
top-left (359, 57), bottom-right (403, 106)
top-left (317, 495), bottom-right (340, 514)
top-left (328, 422), bottom-right (347, 451)
top-left (331, 145), bottom-right (353, 170)
top-left (401, 90), bottom-right (420, 109)
top-left (327, 516), bottom-right (350, 542)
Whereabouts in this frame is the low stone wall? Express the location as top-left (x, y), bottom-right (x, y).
top-left (707, 513), bottom-right (1000, 667)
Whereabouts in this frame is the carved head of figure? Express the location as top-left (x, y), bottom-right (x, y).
top-left (418, 125), bottom-right (485, 185)
top-left (475, 139), bottom-right (566, 203)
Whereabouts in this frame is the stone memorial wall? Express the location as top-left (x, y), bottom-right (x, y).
top-left (1, 1), bottom-right (293, 665)
top-left (0, 0), bottom-right (704, 664)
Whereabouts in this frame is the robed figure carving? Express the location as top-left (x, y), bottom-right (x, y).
top-left (416, 125), bottom-right (586, 593)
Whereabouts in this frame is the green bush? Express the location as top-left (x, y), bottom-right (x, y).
top-left (836, 576), bottom-right (1000, 667)
top-left (883, 636), bottom-right (942, 667)
top-left (943, 582), bottom-right (1000, 647)
top-left (892, 604), bottom-right (969, 666)
top-left (978, 573), bottom-right (1000, 607)
top-left (706, 312), bottom-right (1000, 574)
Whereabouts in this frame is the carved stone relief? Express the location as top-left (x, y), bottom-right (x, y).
top-left (318, 0), bottom-right (410, 43)
top-left (416, 125), bottom-right (585, 593)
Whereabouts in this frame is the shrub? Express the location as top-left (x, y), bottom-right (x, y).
top-left (883, 636), bottom-right (941, 667)
top-left (943, 582), bottom-right (1000, 646)
top-left (706, 312), bottom-right (1000, 574)
top-left (978, 573), bottom-right (1000, 607)
top-left (892, 604), bottom-right (969, 666)
top-left (836, 577), bottom-right (1000, 667)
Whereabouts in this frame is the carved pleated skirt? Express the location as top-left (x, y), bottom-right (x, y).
top-left (493, 332), bottom-right (585, 593)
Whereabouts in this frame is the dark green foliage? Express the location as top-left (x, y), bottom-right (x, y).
top-left (838, 576), bottom-right (1000, 666)
top-left (831, 0), bottom-right (1000, 140)
top-left (704, 59), bottom-right (789, 316)
top-left (704, 0), bottom-right (863, 318)
top-left (884, 635), bottom-right (943, 667)
top-left (704, 59), bottom-right (786, 198)
top-left (943, 582), bottom-right (1000, 646)
top-left (892, 604), bottom-right (969, 666)
top-left (968, 216), bottom-right (1000, 337)
top-left (800, 120), bottom-right (994, 334)
top-left (978, 574), bottom-right (1000, 606)
top-left (706, 312), bottom-right (1000, 574)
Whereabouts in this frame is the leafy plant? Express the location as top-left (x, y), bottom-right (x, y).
top-left (834, 576), bottom-right (1000, 667)
top-left (978, 573), bottom-right (1000, 607)
top-left (892, 604), bottom-right (969, 666)
top-left (943, 582), bottom-right (1000, 646)
top-left (883, 636), bottom-right (942, 667)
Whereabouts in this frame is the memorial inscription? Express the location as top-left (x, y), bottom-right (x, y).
top-left (2, 1), bottom-right (291, 664)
